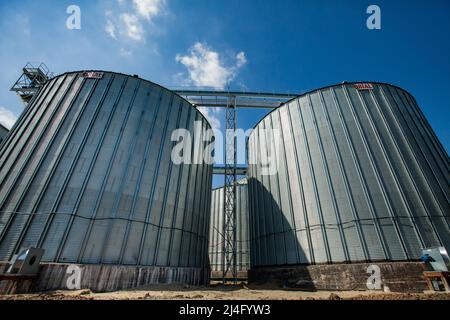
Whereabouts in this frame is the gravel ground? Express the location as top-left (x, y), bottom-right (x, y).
top-left (1, 283), bottom-right (450, 300)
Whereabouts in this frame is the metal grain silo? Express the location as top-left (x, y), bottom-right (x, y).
top-left (248, 82), bottom-right (450, 267)
top-left (0, 123), bottom-right (9, 146)
top-left (208, 179), bottom-right (249, 278)
top-left (0, 71), bottom-right (213, 284)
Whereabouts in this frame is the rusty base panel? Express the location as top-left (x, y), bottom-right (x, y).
top-left (248, 262), bottom-right (428, 293)
top-left (0, 262), bottom-right (209, 294)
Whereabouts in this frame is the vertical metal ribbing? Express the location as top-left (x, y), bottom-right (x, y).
top-left (259, 124), bottom-right (272, 266)
top-left (209, 190), bottom-right (214, 270)
top-left (136, 93), bottom-right (175, 266)
top-left (247, 167), bottom-right (255, 267)
top-left (406, 94), bottom-right (450, 167)
top-left (255, 130), bottom-right (267, 266)
top-left (208, 190), bottom-right (214, 270)
top-left (219, 187), bottom-right (225, 268)
top-left (191, 124), bottom-right (207, 267)
top-left (212, 189), bottom-right (220, 270)
top-left (0, 78), bottom-right (61, 183)
top-left (75, 77), bottom-right (131, 263)
top-left (118, 88), bottom-right (163, 265)
top-left (187, 119), bottom-right (204, 267)
top-left (247, 135), bottom-right (261, 266)
top-left (343, 85), bottom-right (409, 259)
top-left (365, 88), bottom-right (426, 249)
top-left (248, 139), bottom-right (254, 267)
top-left (0, 78), bottom-right (53, 162)
top-left (396, 90), bottom-right (450, 209)
top-left (351, 88), bottom-right (410, 259)
top-left (219, 188), bottom-right (224, 269)
top-left (256, 123), bottom-right (277, 265)
top-left (318, 90), bottom-right (369, 262)
top-left (219, 186), bottom-right (224, 269)
top-left (377, 86), bottom-right (447, 238)
top-left (0, 76), bottom-right (71, 211)
top-left (382, 87), bottom-right (449, 234)
top-left (98, 80), bottom-right (146, 263)
top-left (204, 155), bottom-right (213, 269)
top-left (267, 113), bottom-right (288, 264)
top-left (387, 87), bottom-right (449, 213)
top-left (8, 75), bottom-right (83, 256)
top-left (0, 76), bottom-right (68, 255)
top-left (184, 113), bottom-right (202, 267)
top-left (174, 112), bottom-right (196, 267)
top-left (215, 188), bottom-right (221, 270)
top-left (399, 90), bottom-right (449, 182)
top-left (166, 106), bottom-right (192, 267)
top-left (152, 99), bottom-right (184, 266)
top-left (246, 138), bottom-right (252, 267)
top-left (0, 77), bottom-right (61, 189)
top-left (246, 144), bottom-right (254, 267)
top-left (403, 94), bottom-right (450, 226)
top-left (0, 79), bottom-right (50, 161)
top-left (308, 94), bottom-right (350, 263)
top-left (296, 98), bottom-right (331, 264)
top-left (201, 131), bottom-right (213, 269)
top-left (398, 91), bottom-right (450, 235)
top-left (208, 189), bottom-right (216, 270)
top-left (400, 94), bottom-right (450, 227)
top-left (330, 87), bottom-right (389, 261)
top-left (42, 76), bottom-right (114, 261)
top-left (286, 103), bottom-right (314, 264)
top-left (258, 122), bottom-right (272, 264)
top-left (262, 118), bottom-right (280, 265)
top-left (54, 74), bottom-right (121, 261)
top-left (247, 186), bottom-right (250, 268)
top-left (276, 110), bottom-right (300, 263)
top-left (35, 77), bottom-right (97, 250)
top-left (393, 89), bottom-right (449, 201)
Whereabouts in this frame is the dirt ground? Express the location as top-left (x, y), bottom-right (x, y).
top-left (1, 283), bottom-right (450, 300)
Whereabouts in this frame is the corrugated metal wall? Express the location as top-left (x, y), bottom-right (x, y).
top-left (0, 71), bottom-right (213, 270)
top-left (208, 179), bottom-right (250, 273)
top-left (0, 124), bottom-right (8, 146)
top-left (248, 82), bottom-right (450, 266)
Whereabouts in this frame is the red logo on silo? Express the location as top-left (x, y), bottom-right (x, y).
top-left (81, 71), bottom-right (104, 79)
top-left (354, 83), bottom-right (374, 90)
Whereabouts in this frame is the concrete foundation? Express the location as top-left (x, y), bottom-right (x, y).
top-left (210, 270), bottom-right (248, 280)
top-left (0, 262), bottom-right (209, 294)
top-left (248, 262), bottom-right (428, 292)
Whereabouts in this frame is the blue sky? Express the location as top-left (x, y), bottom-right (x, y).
top-left (0, 0), bottom-right (449, 188)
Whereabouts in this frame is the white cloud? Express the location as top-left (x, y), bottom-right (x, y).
top-left (198, 107), bottom-right (222, 130)
top-left (132, 0), bottom-right (166, 21)
top-left (105, 0), bottom-right (167, 43)
top-left (120, 48), bottom-right (132, 56)
top-left (0, 107), bottom-right (18, 130)
top-left (16, 15), bottom-right (31, 37)
top-left (105, 19), bottom-right (117, 39)
top-left (236, 51), bottom-right (247, 68)
top-left (120, 13), bottom-right (144, 41)
top-left (175, 42), bottom-right (247, 89)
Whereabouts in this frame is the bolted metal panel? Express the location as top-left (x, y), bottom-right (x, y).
top-left (248, 82), bottom-right (450, 267)
top-left (0, 71), bottom-right (214, 275)
top-left (208, 179), bottom-right (250, 273)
